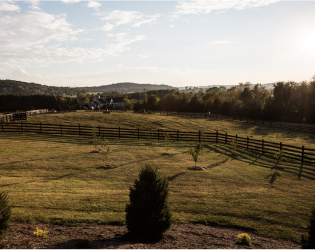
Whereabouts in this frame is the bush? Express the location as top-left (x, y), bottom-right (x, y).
top-left (301, 207), bottom-right (315, 248)
top-left (125, 164), bottom-right (172, 240)
top-left (0, 192), bottom-right (11, 242)
top-left (237, 233), bottom-right (251, 246)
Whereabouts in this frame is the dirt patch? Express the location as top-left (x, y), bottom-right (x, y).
top-left (227, 153), bottom-right (239, 158)
top-left (97, 165), bottom-right (116, 170)
top-left (188, 166), bottom-right (207, 171)
top-left (161, 153), bottom-right (174, 156)
top-left (0, 223), bottom-right (299, 249)
top-left (90, 150), bottom-right (100, 153)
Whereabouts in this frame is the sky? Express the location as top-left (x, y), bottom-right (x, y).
top-left (0, 0), bottom-right (315, 87)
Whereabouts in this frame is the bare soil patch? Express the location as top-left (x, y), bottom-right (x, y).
top-left (187, 166), bottom-right (207, 171)
top-left (0, 223), bottom-right (299, 249)
top-left (161, 153), bottom-right (175, 156)
top-left (97, 165), bottom-right (117, 170)
top-left (90, 150), bottom-right (100, 153)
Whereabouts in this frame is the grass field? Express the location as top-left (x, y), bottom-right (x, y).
top-left (1, 111), bottom-right (315, 243)
top-left (27, 110), bottom-right (315, 149)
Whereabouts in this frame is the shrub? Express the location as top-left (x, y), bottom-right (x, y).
top-left (125, 164), bottom-right (172, 240)
top-left (301, 207), bottom-right (315, 248)
top-left (237, 233), bottom-right (251, 246)
top-left (33, 227), bottom-right (49, 238)
top-left (0, 192), bottom-right (11, 242)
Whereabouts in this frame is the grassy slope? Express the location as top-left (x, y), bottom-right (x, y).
top-left (1, 112), bottom-right (315, 242)
top-left (28, 110), bottom-right (315, 148)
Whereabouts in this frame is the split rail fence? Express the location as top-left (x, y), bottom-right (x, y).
top-left (153, 111), bottom-right (315, 134)
top-left (1, 122), bottom-right (315, 177)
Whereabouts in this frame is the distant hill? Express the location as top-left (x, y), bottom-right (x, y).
top-left (86, 82), bottom-right (176, 93)
top-left (0, 80), bottom-right (176, 95)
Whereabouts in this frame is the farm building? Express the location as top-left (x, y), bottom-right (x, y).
top-left (88, 97), bottom-right (124, 109)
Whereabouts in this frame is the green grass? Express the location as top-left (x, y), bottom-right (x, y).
top-left (27, 110), bottom-right (315, 149)
top-left (0, 129), bottom-right (315, 242)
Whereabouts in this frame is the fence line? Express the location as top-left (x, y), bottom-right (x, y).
top-left (145, 111), bottom-right (315, 134)
top-left (1, 122), bottom-right (315, 176)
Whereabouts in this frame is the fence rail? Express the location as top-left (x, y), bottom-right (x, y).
top-left (1, 122), bottom-right (315, 174)
top-left (150, 111), bottom-right (315, 134)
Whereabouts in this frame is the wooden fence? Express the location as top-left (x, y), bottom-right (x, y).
top-left (150, 111), bottom-right (315, 134)
top-left (1, 122), bottom-right (315, 176)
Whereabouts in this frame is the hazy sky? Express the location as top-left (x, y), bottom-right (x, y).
top-left (0, 0), bottom-right (315, 87)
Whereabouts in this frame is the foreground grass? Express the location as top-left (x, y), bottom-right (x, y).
top-left (0, 132), bottom-right (314, 243)
top-left (27, 110), bottom-right (315, 149)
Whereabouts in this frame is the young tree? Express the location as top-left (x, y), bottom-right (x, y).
top-left (125, 165), bottom-right (172, 240)
top-left (190, 143), bottom-right (203, 167)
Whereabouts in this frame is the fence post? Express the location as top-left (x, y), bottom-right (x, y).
top-left (298, 146), bottom-right (305, 179)
top-left (119, 127), bottom-right (120, 139)
top-left (280, 142), bottom-right (282, 151)
top-left (247, 136), bottom-right (249, 150)
top-left (236, 134), bottom-right (238, 145)
top-left (21, 121), bottom-right (23, 133)
top-left (199, 130), bottom-right (201, 142)
top-left (216, 131), bottom-right (218, 144)
top-left (79, 124), bottom-right (81, 136)
top-left (158, 129), bottom-right (160, 141)
top-left (262, 139), bottom-right (264, 154)
top-left (98, 126), bottom-right (101, 137)
top-left (177, 130), bottom-right (179, 141)
top-left (40, 122), bottom-right (42, 134)
top-left (1, 122), bottom-right (3, 132)
top-left (225, 132), bottom-right (227, 144)
top-left (138, 128), bottom-right (140, 140)
top-left (60, 124), bottom-right (62, 135)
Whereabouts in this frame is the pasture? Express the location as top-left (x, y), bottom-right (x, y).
top-left (1, 111), bottom-right (315, 243)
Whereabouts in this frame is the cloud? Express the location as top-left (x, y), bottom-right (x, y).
top-left (0, 34), bottom-right (146, 69)
top-left (97, 10), bottom-right (159, 31)
top-left (10, 69), bottom-right (52, 83)
top-left (28, 0), bottom-right (41, 11)
top-left (105, 33), bottom-right (146, 56)
top-left (212, 41), bottom-right (230, 44)
top-left (0, 11), bottom-right (83, 51)
top-left (101, 23), bottom-right (114, 31)
top-left (172, 0), bottom-right (279, 17)
top-left (170, 25), bottom-right (175, 28)
top-left (87, 1), bottom-right (101, 10)
top-left (61, 0), bottom-right (81, 3)
top-left (0, 1), bottom-right (20, 11)
top-left (138, 54), bottom-right (148, 59)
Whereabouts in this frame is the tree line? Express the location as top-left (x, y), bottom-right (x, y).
top-left (1, 77), bottom-right (315, 124)
top-left (123, 77), bottom-right (315, 123)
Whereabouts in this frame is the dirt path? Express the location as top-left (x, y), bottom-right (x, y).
top-left (0, 223), bottom-right (299, 249)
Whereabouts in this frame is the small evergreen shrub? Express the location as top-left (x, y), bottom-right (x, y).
top-left (237, 233), bottom-right (251, 246)
top-left (125, 164), bottom-right (172, 240)
top-left (301, 207), bottom-right (315, 248)
top-left (0, 192), bottom-right (11, 242)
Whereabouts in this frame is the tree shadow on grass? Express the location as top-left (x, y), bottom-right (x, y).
top-left (265, 170), bottom-right (281, 185)
top-left (207, 158), bottom-right (229, 169)
top-left (167, 172), bottom-right (185, 181)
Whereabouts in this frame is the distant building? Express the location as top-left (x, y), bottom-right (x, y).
top-left (88, 97), bottom-right (124, 109)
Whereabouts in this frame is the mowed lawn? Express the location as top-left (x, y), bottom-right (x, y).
top-left (27, 110), bottom-right (315, 149)
top-left (1, 126), bottom-right (315, 243)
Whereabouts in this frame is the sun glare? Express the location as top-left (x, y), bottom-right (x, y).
top-left (298, 33), bottom-right (315, 55)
